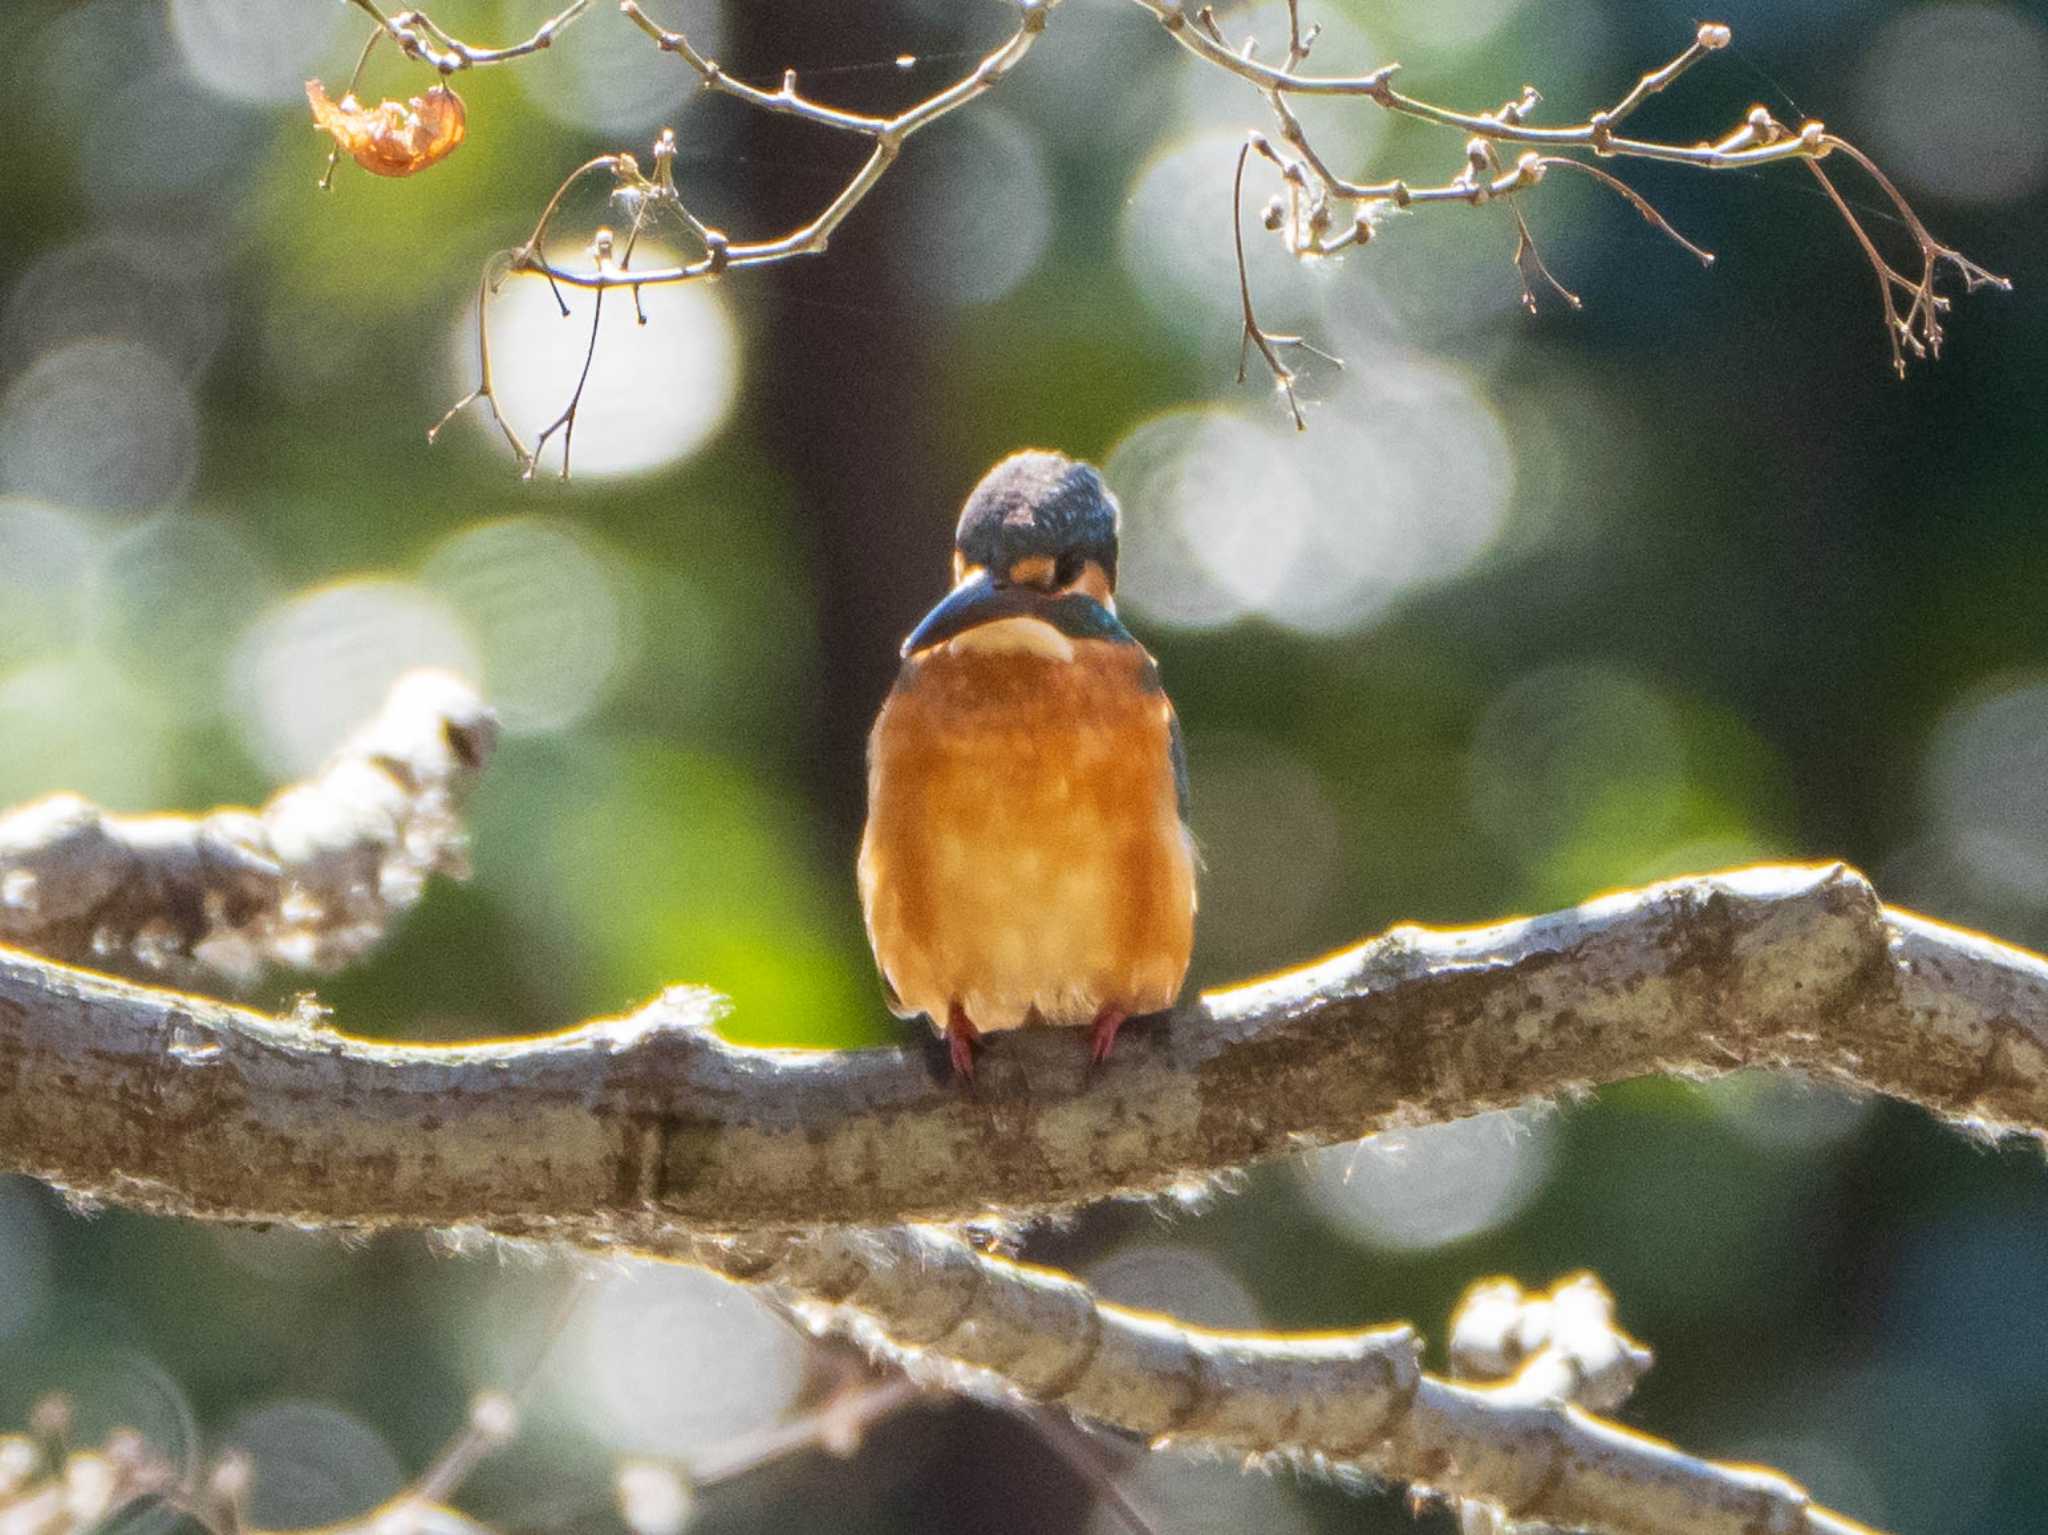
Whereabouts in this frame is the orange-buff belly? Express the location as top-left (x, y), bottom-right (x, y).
top-left (860, 635), bottom-right (1195, 1034)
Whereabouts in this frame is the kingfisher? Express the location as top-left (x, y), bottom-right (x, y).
top-left (859, 450), bottom-right (1197, 1080)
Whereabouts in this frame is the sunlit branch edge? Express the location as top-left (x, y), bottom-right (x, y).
top-left (3, 867), bottom-right (2011, 1535)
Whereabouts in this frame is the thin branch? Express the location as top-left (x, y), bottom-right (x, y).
top-left (682, 1374), bottom-right (927, 1487)
top-left (1232, 141), bottom-right (1340, 431)
top-left (1805, 135), bottom-right (2012, 374)
top-left (434, 1), bottom-right (1055, 473)
top-left (0, 671), bottom-right (494, 986)
top-left (316, 1), bottom-right (589, 189)
top-left (1532, 157), bottom-right (1716, 268)
top-left (1133, 8), bottom-right (2004, 421)
top-left (1, 863), bottom-right (2042, 1235)
top-left (653, 1225), bottom-right (1881, 1535)
top-left (343, 0), bottom-right (592, 75)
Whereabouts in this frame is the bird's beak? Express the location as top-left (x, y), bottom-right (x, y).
top-left (901, 568), bottom-right (1041, 657)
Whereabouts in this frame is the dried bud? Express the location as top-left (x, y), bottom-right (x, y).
top-left (617, 1461), bottom-right (694, 1535)
top-left (210, 1450), bottom-right (252, 1502)
top-left (1262, 196), bottom-right (1286, 231)
top-left (469, 1392), bottom-right (519, 1444)
top-left (307, 80), bottom-right (467, 178)
top-left (29, 1395), bottom-right (71, 1443)
top-left (1697, 22), bottom-right (1732, 50)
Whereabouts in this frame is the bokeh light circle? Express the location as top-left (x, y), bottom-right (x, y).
top-left (1924, 673), bottom-right (2048, 906)
top-left (3, 234), bottom-right (227, 380)
top-left (0, 1178), bottom-right (52, 1342)
top-left (230, 579), bottom-right (482, 779)
top-left (1085, 1244), bottom-right (1262, 1329)
top-left (0, 656), bottom-right (173, 809)
top-left (1698, 1070), bottom-right (1875, 1154)
top-left (168, 0), bottom-right (343, 105)
top-left (1299, 1109), bottom-right (1556, 1250)
top-left (222, 1399), bottom-right (405, 1529)
top-left (0, 499), bottom-right (94, 672)
top-left (888, 105), bottom-right (1053, 307)
top-left (1184, 734), bottom-right (1348, 973)
top-left (453, 255), bottom-right (739, 479)
top-left (1279, 355), bottom-right (1515, 631)
top-left (1855, 3), bottom-right (2048, 205)
top-left (1108, 407), bottom-right (1314, 629)
top-left (1368, 0), bottom-right (1538, 50)
top-left (46, 1348), bottom-right (202, 1497)
top-left (422, 517), bottom-right (633, 734)
top-left (1467, 663), bottom-right (1687, 859)
top-left (83, 66), bottom-right (265, 217)
top-left (0, 340), bottom-right (198, 516)
top-left (1173, 4), bottom-right (1388, 170)
top-left (563, 1263), bottom-right (806, 1456)
top-left (516, 2), bottom-right (725, 136)
top-left (88, 515), bottom-right (276, 719)
top-left (1120, 129), bottom-right (1330, 338)
top-left (1107, 352), bottom-right (1512, 634)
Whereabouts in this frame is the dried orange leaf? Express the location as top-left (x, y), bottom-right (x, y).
top-left (307, 79), bottom-right (467, 179)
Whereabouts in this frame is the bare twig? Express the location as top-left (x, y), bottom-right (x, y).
top-left (0, 671), bottom-right (494, 986)
top-left (431, 1), bottom-right (1055, 473)
top-left (1804, 135), bottom-right (2012, 374)
top-left (683, 1373), bottom-right (927, 1486)
top-left (1156, 9), bottom-right (2004, 421)
top-left (0, 1389), bottom-right (513, 1535)
top-left (317, 0), bottom-right (591, 189)
top-left (1531, 157), bottom-right (1716, 269)
top-left (344, 0), bottom-right (592, 75)
top-left (1232, 141), bottom-right (1340, 430)
top-left (320, 2), bottom-right (2001, 463)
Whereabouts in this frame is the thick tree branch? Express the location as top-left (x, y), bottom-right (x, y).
top-left (0, 672), bottom-right (495, 987)
top-left (6, 866), bottom-right (2031, 1534)
top-left (1, 862), bottom-right (2042, 1236)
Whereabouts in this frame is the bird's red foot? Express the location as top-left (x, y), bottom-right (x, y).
top-left (946, 1002), bottom-right (981, 1083)
top-left (1088, 1006), bottom-right (1129, 1067)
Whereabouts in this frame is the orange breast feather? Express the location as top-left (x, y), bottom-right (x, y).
top-left (859, 637), bottom-right (1195, 1034)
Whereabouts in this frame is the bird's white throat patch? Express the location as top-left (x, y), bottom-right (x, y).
top-left (944, 616), bottom-right (1076, 662)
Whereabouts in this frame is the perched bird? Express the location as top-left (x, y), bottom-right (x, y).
top-left (859, 450), bottom-right (1196, 1079)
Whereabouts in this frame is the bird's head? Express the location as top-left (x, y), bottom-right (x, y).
top-left (901, 450), bottom-right (1125, 658)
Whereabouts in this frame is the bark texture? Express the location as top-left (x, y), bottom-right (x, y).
top-left (2, 864), bottom-right (2040, 1237)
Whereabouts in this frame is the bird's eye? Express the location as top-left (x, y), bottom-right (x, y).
top-left (1054, 552), bottom-right (1086, 588)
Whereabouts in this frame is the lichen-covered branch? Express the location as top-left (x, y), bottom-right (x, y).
top-left (1, 863), bottom-right (2041, 1236)
top-left (0, 671), bottom-right (495, 986)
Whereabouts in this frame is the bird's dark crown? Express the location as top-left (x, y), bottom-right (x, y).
top-left (955, 450), bottom-right (1120, 588)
